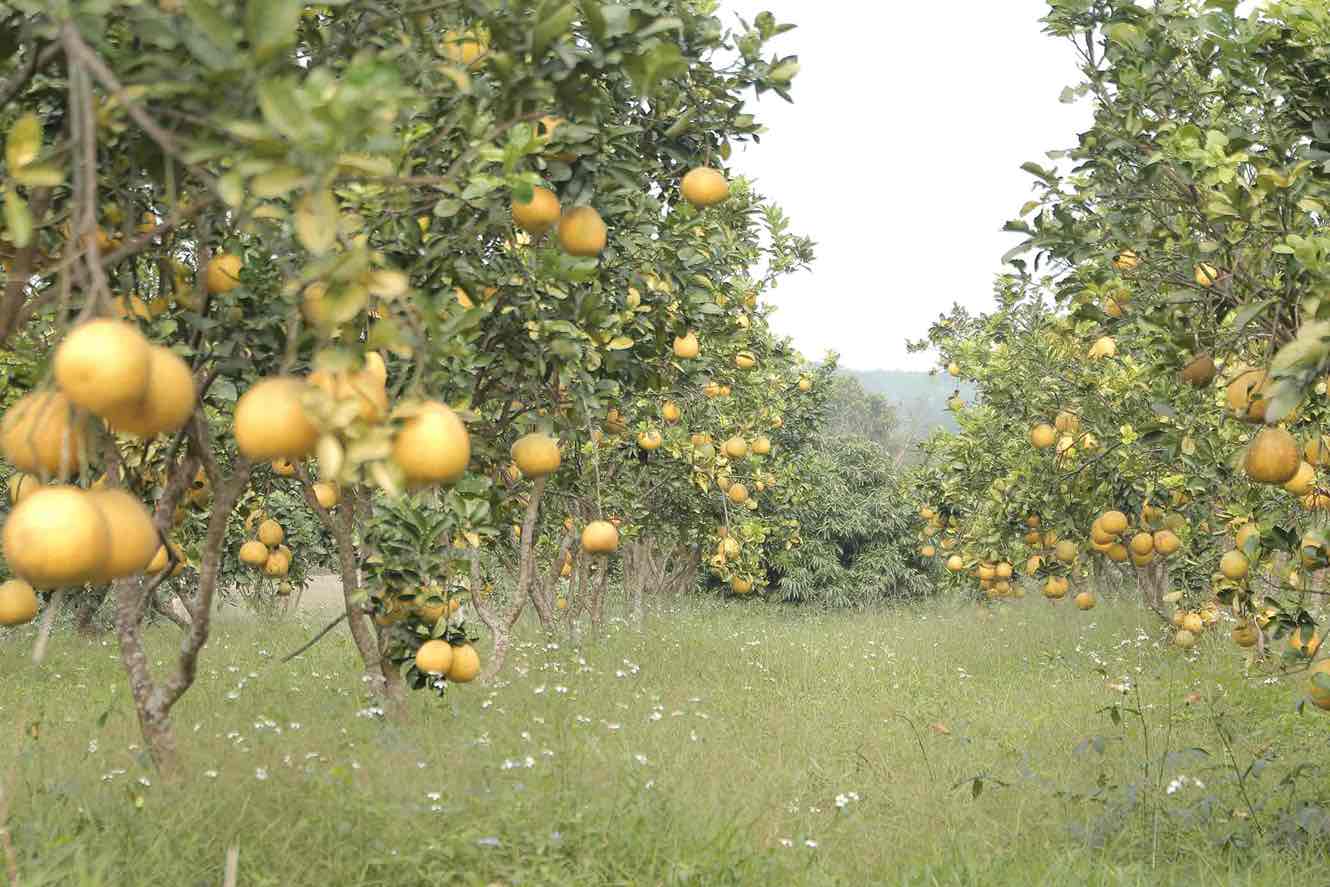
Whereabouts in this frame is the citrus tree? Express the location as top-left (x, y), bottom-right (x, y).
top-left (0, 0), bottom-right (813, 771)
top-left (907, 0), bottom-right (1330, 711)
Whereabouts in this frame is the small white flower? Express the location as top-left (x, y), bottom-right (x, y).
top-left (779, 838), bottom-right (793, 848)
top-left (255, 768), bottom-right (269, 781)
top-left (204, 770), bottom-right (219, 779)
top-left (805, 840), bottom-right (818, 849)
top-left (426, 791), bottom-right (442, 801)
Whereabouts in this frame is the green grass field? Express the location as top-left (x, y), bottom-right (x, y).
top-left (2, 592), bottom-right (1328, 886)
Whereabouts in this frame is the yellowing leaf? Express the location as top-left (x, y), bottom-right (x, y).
top-left (13, 163), bottom-right (64, 188)
top-left (366, 270), bottom-right (409, 299)
top-left (607, 336), bottom-right (635, 350)
top-left (250, 165), bottom-right (307, 199)
top-left (6, 113), bottom-right (41, 171)
top-left (295, 187), bottom-right (338, 254)
top-left (4, 189), bottom-right (33, 248)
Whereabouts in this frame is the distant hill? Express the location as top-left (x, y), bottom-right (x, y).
top-left (847, 369), bottom-right (975, 441)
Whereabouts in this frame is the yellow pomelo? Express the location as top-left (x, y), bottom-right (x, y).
top-left (205, 253), bottom-right (243, 294)
top-left (557, 206), bottom-right (607, 257)
top-left (1100, 511), bottom-right (1128, 536)
top-left (392, 400), bottom-right (471, 485)
top-left (581, 520), bottom-right (619, 555)
top-left (446, 643), bottom-right (481, 683)
top-left (511, 433), bottom-right (561, 478)
top-left (1, 391), bottom-right (87, 479)
top-left (87, 489), bottom-right (159, 581)
top-left (234, 377), bottom-right (319, 461)
top-left (673, 331), bottom-right (700, 359)
top-left (239, 540), bottom-right (269, 566)
top-left (54, 320), bottom-right (151, 417)
top-left (415, 639), bottom-right (454, 675)
top-left (105, 345), bottom-right (196, 436)
top-left (3, 486), bottom-right (111, 587)
top-left (1220, 549), bottom-right (1250, 580)
top-left (257, 519), bottom-right (284, 547)
top-left (313, 482), bottom-right (340, 509)
top-left (1030, 423), bottom-right (1057, 449)
top-left (1245, 427), bottom-right (1299, 485)
top-left (512, 186), bottom-right (561, 235)
top-left (681, 167), bottom-right (730, 207)
top-left (0, 579), bottom-right (38, 626)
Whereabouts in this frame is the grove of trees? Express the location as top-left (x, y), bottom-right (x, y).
top-left (909, 0), bottom-right (1330, 712)
top-left (0, 0), bottom-right (917, 775)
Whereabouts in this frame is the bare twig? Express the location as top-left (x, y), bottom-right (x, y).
top-left (280, 613), bottom-right (348, 663)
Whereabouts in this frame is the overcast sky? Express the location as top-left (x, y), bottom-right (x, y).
top-left (726, 1), bottom-right (1094, 372)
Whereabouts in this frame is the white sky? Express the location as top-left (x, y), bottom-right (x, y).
top-left (726, 1), bottom-right (1094, 372)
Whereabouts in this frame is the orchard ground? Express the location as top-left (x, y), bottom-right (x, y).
top-left (3, 592), bottom-right (1329, 886)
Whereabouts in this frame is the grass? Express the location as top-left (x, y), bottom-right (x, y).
top-left (2, 591), bottom-right (1329, 885)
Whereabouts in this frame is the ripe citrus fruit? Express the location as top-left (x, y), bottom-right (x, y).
top-left (751, 436), bottom-right (772, 456)
top-left (257, 519), bottom-right (284, 547)
top-left (511, 433), bottom-right (561, 478)
top-left (581, 520), bottom-right (619, 555)
top-left (673, 332), bottom-right (700, 359)
top-left (1245, 427), bottom-right (1300, 485)
top-left (1220, 549), bottom-right (1250, 580)
top-left (415, 639), bottom-right (454, 675)
top-left (512, 185), bottom-right (561, 235)
top-left (1306, 659), bottom-right (1330, 711)
top-left (1030, 423), bottom-right (1057, 449)
top-left (3, 486), bottom-right (111, 587)
top-left (1075, 590), bottom-right (1096, 610)
top-left (239, 540), bottom-right (269, 566)
top-left (1289, 626), bottom-right (1322, 657)
top-left (53, 320), bottom-right (152, 417)
top-left (1099, 510), bottom-right (1128, 536)
top-left (206, 253), bottom-right (243, 293)
top-left (0, 579), bottom-right (38, 626)
top-left (1, 391), bottom-right (87, 478)
top-left (234, 377), bottom-right (320, 461)
top-left (447, 643), bottom-right (482, 682)
top-left (313, 482), bottom-right (339, 509)
top-left (723, 436), bottom-right (748, 459)
top-left (87, 489), bottom-right (159, 581)
top-left (637, 430), bottom-right (663, 451)
top-left (105, 345), bottom-right (196, 436)
top-left (557, 206), bottom-right (607, 257)
top-left (681, 167), bottom-right (730, 207)
top-left (392, 400), bottom-right (471, 485)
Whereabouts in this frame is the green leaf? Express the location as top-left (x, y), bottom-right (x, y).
top-left (246, 0), bottom-right (303, 64)
top-left (4, 189), bottom-right (33, 248)
top-left (256, 78), bottom-right (309, 142)
top-left (624, 44), bottom-right (687, 97)
top-left (532, 2), bottom-right (577, 59)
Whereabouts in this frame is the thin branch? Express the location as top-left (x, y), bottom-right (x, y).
top-left (280, 612), bottom-right (348, 663)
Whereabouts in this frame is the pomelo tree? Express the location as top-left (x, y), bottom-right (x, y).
top-left (0, 0), bottom-right (811, 770)
top-left (909, 0), bottom-right (1330, 707)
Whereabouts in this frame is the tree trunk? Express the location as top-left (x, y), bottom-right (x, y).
top-left (627, 541), bottom-right (646, 627)
top-left (296, 477), bottom-right (391, 699)
top-left (73, 586), bottom-right (108, 637)
top-left (590, 555), bottom-right (610, 633)
top-left (112, 427), bottom-right (249, 776)
top-left (518, 477), bottom-right (554, 632)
